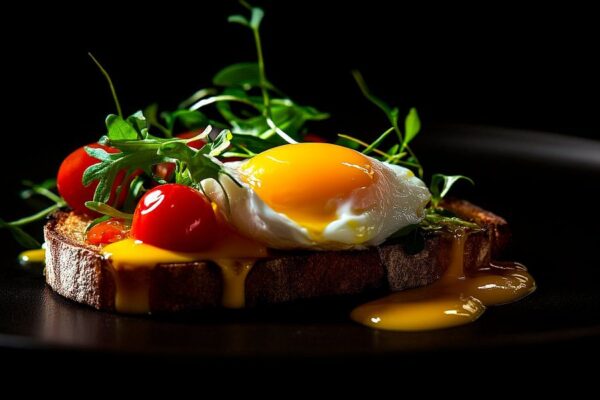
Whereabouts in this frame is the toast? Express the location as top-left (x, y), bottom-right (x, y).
top-left (43, 199), bottom-right (509, 313)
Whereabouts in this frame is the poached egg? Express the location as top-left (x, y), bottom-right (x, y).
top-left (204, 142), bottom-right (431, 250)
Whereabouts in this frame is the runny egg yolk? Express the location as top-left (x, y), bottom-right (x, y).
top-left (239, 143), bottom-right (376, 234)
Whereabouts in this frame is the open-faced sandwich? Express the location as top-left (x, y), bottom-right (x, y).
top-left (2, 4), bottom-right (535, 331)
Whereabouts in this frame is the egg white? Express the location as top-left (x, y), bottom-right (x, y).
top-left (202, 157), bottom-right (431, 250)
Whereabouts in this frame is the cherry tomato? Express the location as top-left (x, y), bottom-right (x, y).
top-left (57, 143), bottom-right (127, 216)
top-left (154, 131), bottom-right (205, 181)
top-left (130, 184), bottom-right (218, 252)
top-left (86, 219), bottom-right (130, 245)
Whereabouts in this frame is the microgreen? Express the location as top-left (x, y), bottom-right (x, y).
top-left (340, 72), bottom-right (473, 210)
top-left (429, 174), bottom-right (475, 208)
top-left (338, 71), bottom-right (423, 177)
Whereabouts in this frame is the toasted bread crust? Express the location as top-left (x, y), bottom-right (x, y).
top-left (44, 199), bottom-right (507, 312)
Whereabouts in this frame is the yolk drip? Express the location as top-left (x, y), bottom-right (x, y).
top-left (240, 143), bottom-right (375, 234)
top-left (351, 231), bottom-right (536, 331)
top-left (102, 226), bottom-right (268, 314)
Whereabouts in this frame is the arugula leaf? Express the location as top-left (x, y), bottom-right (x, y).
top-left (106, 114), bottom-right (139, 140)
top-left (126, 111), bottom-right (150, 138)
top-left (86, 112), bottom-right (236, 205)
top-left (429, 174), bottom-right (475, 208)
top-left (157, 129), bottom-right (235, 190)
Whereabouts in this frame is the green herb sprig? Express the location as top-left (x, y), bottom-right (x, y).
top-left (146, 2), bottom-right (328, 157)
top-left (0, 180), bottom-right (66, 248)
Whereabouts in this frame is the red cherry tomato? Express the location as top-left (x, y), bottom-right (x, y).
top-left (86, 219), bottom-right (130, 245)
top-left (57, 143), bottom-right (127, 216)
top-left (131, 184), bottom-right (218, 252)
top-left (154, 131), bottom-right (205, 181)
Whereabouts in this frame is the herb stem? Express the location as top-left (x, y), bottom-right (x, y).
top-left (189, 95), bottom-right (256, 112)
top-left (405, 144), bottom-right (423, 177)
top-left (363, 127), bottom-right (394, 155)
top-left (32, 187), bottom-right (64, 204)
top-left (337, 134), bottom-right (390, 158)
top-left (250, 6), bottom-right (296, 144)
top-left (7, 202), bottom-right (65, 227)
top-left (254, 29), bottom-right (269, 119)
top-left (88, 53), bottom-right (123, 118)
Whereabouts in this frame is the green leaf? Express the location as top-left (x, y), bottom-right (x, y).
top-left (429, 174), bottom-right (475, 207)
top-left (228, 14), bottom-right (249, 27)
top-left (84, 146), bottom-right (113, 165)
top-left (126, 111), bottom-right (149, 138)
top-left (213, 62), bottom-right (271, 89)
top-left (162, 110), bottom-right (209, 133)
top-left (404, 107), bottom-right (420, 146)
top-left (0, 218), bottom-right (41, 249)
top-left (83, 148), bottom-right (163, 203)
top-left (249, 7), bottom-right (264, 29)
top-left (85, 201), bottom-right (133, 220)
top-left (122, 175), bottom-right (147, 213)
top-left (105, 114), bottom-right (138, 140)
top-left (144, 103), bottom-right (171, 137)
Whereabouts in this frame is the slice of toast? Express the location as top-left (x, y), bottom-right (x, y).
top-left (43, 199), bottom-right (509, 312)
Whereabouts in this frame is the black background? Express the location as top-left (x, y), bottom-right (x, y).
top-left (4, 1), bottom-right (598, 177)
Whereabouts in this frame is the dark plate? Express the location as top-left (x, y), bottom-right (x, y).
top-left (1, 125), bottom-right (599, 367)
